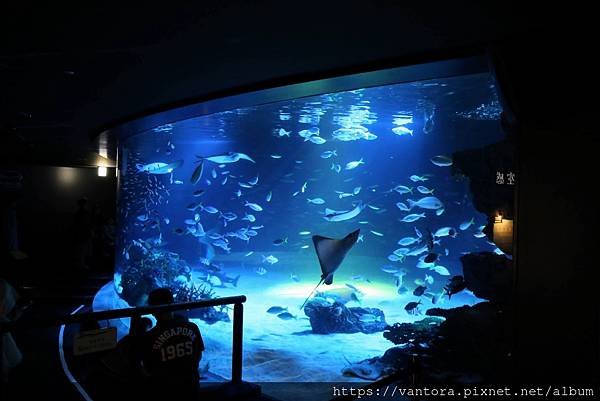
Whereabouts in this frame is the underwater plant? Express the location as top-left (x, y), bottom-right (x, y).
top-left (173, 282), bottom-right (215, 302)
top-left (173, 282), bottom-right (231, 324)
top-left (118, 241), bottom-right (192, 306)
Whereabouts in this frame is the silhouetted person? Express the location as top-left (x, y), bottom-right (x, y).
top-left (99, 216), bottom-right (116, 267)
top-left (90, 202), bottom-right (104, 267)
top-left (98, 316), bottom-right (151, 382)
top-left (139, 288), bottom-right (204, 398)
top-left (0, 171), bottom-right (27, 265)
top-left (84, 314), bottom-right (150, 399)
top-left (0, 278), bottom-right (23, 384)
top-left (102, 217), bottom-right (115, 246)
top-left (1, 199), bottom-right (19, 257)
top-left (72, 197), bottom-right (93, 270)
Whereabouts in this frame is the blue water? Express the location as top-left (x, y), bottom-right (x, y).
top-left (110, 72), bottom-right (509, 382)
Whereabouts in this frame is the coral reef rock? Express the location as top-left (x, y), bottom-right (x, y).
top-left (304, 298), bottom-right (387, 334)
top-left (342, 347), bottom-right (413, 381)
top-left (460, 252), bottom-right (513, 304)
top-left (425, 301), bottom-right (512, 381)
top-left (452, 140), bottom-right (515, 219)
top-left (383, 317), bottom-right (443, 347)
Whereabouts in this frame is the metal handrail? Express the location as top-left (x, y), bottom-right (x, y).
top-left (0, 295), bottom-right (247, 383)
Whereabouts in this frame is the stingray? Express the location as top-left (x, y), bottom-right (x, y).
top-left (299, 229), bottom-right (360, 309)
top-left (196, 152), bottom-right (255, 164)
top-left (341, 356), bottom-right (389, 380)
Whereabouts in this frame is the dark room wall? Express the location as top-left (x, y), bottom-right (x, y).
top-left (11, 165), bottom-right (116, 273)
top-left (515, 123), bottom-right (597, 385)
top-left (0, 1), bottom-right (596, 389)
top-left (493, 30), bottom-right (599, 385)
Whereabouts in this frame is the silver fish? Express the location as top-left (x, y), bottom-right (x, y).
top-left (409, 175), bottom-right (428, 182)
top-left (393, 185), bottom-right (413, 194)
top-left (430, 155), bottom-right (453, 167)
top-left (277, 312), bottom-right (296, 320)
top-left (190, 161), bottom-right (204, 184)
top-left (307, 198), bottom-right (325, 205)
top-left (344, 158), bottom-right (364, 170)
top-left (320, 150), bottom-right (337, 159)
top-left (392, 126), bottom-right (413, 136)
top-left (245, 201), bottom-right (263, 212)
top-left (398, 236), bottom-right (420, 246)
top-left (400, 213), bottom-right (426, 223)
top-left (459, 218), bottom-right (475, 230)
top-left (407, 196), bottom-right (444, 210)
top-left (262, 255), bottom-right (279, 264)
top-left (434, 227), bottom-right (457, 238)
top-left (136, 160), bottom-right (183, 174)
top-left (396, 202), bottom-right (410, 211)
top-left (417, 185), bottom-right (434, 194)
top-left (309, 136), bottom-right (327, 144)
top-left (323, 202), bottom-right (365, 222)
top-left (242, 213), bottom-right (256, 222)
top-left (267, 306), bottom-right (287, 314)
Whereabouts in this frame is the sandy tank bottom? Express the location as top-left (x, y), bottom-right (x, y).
top-left (96, 252), bottom-right (480, 382)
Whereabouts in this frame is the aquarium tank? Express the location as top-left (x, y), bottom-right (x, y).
top-left (94, 56), bottom-right (515, 384)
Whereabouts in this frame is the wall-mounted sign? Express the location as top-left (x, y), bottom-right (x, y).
top-left (73, 327), bottom-right (117, 356)
top-left (493, 218), bottom-right (513, 254)
top-left (496, 171), bottom-right (516, 185)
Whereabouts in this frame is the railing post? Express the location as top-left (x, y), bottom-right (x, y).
top-left (232, 302), bottom-right (243, 384)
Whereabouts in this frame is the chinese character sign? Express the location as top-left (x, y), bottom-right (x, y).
top-left (496, 172), bottom-right (504, 185)
top-left (507, 172), bottom-right (515, 185)
top-left (496, 171), bottom-right (515, 185)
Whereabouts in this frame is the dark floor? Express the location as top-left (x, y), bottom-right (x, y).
top-left (1, 256), bottom-right (280, 401)
top-left (2, 253), bottom-right (109, 401)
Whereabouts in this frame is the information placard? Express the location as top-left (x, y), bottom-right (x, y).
top-left (73, 327), bottom-right (117, 356)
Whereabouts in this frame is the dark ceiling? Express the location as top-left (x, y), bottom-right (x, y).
top-left (0, 2), bottom-right (591, 167)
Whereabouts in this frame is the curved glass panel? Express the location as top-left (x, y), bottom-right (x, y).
top-left (103, 65), bottom-right (513, 384)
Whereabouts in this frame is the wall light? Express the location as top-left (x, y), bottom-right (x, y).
top-left (493, 217), bottom-right (513, 254)
top-left (98, 166), bottom-right (107, 177)
top-left (57, 167), bottom-right (77, 187)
